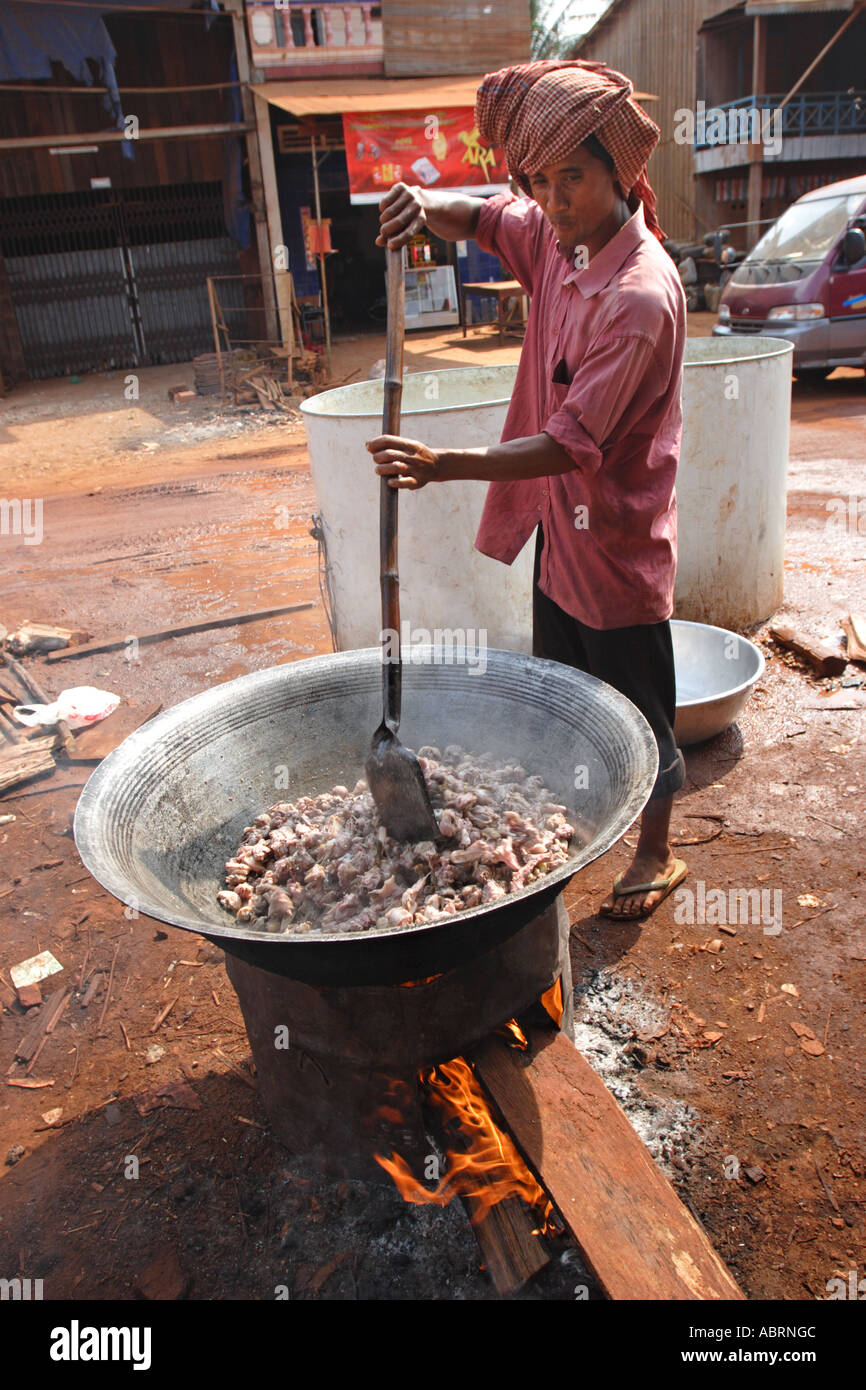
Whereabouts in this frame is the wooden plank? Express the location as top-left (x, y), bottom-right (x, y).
top-left (2, 651), bottom-right (74, 753)
top-left (843, 614), bottom-right (866, 663)
top-left (252, 89), bottom-right (294, 352)
top-left (225, 0), bottom-right (281, 347)
top-left (13, 986), bottom-right (70, 1065)
top-left (472, 1025), bottom-right (744, 1301)
top-left (770, 621), bottom-right (847, 677)
top-left (0, 738), bottom-right (58, 794)
top-left (465, 1190), bottom-right (549, 1296)
top-left (6, 620), bottom-right (89, 656)
top-left (0, 123), bottom-right (255, 153)
top-left (65, 703), bottom-right (163, 764)
top-left (46, 603), bottom-right (314, 662)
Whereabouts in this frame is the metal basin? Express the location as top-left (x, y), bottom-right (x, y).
top-left (74, 647), bottom-right (658, 987)
top-left (673, 620), bottom-right (765, 746)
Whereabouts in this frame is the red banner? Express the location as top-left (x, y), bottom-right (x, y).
top-left (342, 108), bottom-right (511, 204)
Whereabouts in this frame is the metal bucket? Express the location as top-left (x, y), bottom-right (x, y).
top-left (672, 619), bottom-right (766, 746)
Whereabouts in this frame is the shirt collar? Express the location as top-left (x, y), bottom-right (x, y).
top-left (557, 199), bottom-right (648, 297)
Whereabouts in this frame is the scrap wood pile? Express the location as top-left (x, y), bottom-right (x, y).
top-left (202, 268), bottom-right (333, 411)
top-left (768, 610), bottom-right (866, 707)
top-left (205, 346), bottom-right (331, 414)
top-left (0, 639), bottom-right (70, 795)
top-left (0, 604), bottom-right (316, 796)
top-left (0, 618), bottom-right (145, 794)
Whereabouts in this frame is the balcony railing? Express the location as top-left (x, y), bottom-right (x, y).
top-left (694, 92), bottom-right (866, 149)
top-left (247, 1), bottom-right (384, 73)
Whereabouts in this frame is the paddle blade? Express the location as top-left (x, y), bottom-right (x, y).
top-left (366, 731), bottom-right (439, 843)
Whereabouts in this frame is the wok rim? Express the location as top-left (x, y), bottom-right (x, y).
top-left (299, 364), bottom-right (517, 421)
top-left (73, 648), bottom-right (659, 949)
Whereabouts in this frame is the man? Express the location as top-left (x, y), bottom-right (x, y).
top-left (366, 59), bottom-right (687, 920)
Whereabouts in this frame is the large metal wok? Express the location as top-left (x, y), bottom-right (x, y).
top-left (74, 648), bottom-right (658, 987)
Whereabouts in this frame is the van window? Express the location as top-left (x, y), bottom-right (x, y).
top-left (743, 193), bottom-right (864, 266)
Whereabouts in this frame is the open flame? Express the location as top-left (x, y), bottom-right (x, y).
top-left (540, 977), bottom-right (564, 1027)
top-left (498, 1018), bottom-right (529, 1050)
top-left (375, 1051), bottom-right (553, 1230)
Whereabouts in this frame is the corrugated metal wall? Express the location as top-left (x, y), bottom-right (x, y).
top-left (7, 246), bottom-right (135, 378)
top-left (572, 0), bottom-right (726, 241)
top-left (382, 0), bottom-right (531, 76)
top-left (1, 184), bottom-right (244, 379)
top-left (0, 247), bottom-right (29, 389)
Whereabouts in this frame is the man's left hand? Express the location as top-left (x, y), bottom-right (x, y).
top-left (366, 434), bottom-right (440, 490)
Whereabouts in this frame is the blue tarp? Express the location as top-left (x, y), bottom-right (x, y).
top-left (0, 1), bottom-right (219, 159)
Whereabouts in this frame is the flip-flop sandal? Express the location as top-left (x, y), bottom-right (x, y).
top-left (599, 858), bottom-right (688, 920)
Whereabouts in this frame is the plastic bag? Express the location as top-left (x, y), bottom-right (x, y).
top-left (13, 686), bottom-right (120, 730)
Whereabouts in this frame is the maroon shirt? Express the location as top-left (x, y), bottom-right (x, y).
top-left (473, 190), bottom-right (685, 630)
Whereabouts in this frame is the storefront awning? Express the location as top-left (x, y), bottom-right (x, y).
top-left (253, 75), bottom-right (657, 117)
top-left (252, 76), bottom-right (497, 118)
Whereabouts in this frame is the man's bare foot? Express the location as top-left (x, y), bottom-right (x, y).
top-left (599, 848), bottom-right (684, 919)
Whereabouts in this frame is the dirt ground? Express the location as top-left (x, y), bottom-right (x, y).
top-left (0, 318), bottom-right (864, 1304)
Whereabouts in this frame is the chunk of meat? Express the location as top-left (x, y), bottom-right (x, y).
top-left (219, 750), bottom-right (576, 936)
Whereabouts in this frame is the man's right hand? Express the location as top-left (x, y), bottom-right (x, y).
top-left (376, 183), bottom-right (428, 249)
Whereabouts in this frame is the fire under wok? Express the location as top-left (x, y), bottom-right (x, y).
top-left (74, 647), bottom-right (658, 987)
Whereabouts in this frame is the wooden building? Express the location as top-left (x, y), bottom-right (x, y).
top-left (245, 0), bottom-right (532, 338)
top-left (571, 0), bottom-right (866, 247)
top-left (0, 1), bottom-right (263, 385)
top-left (244, 0), bottom-right (531, 78)
top-left (0, 0), bottom-right (534, 385)
top-left (693, 2), bottom-right (866, 244)
top-left (569, 0), bottom-right (734, 242)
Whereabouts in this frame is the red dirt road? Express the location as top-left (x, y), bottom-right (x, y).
top-left (0, 327), bottom-right (864, 1302)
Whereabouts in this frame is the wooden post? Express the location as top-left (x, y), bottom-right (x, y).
top-left (212, 282), bottom-right (236, 402)
top-left (311, 134), bottom-right (333, 373)
top-left (226, 0), bottom-right (280, 345)
top-left (251, 89), bottom-right (295, 355)
top-left (287, 272), bottom-right (295, 389)
top-left (745, 13), bottom-right (766, 252)
top-left (206, 276), bottom-right (225, 402)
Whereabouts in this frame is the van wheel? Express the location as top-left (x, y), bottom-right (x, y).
top-left (793, 367), bottom-right (832, 381)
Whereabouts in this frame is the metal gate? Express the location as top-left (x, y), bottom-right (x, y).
top-left (0, 183), bottom-right (244, 379)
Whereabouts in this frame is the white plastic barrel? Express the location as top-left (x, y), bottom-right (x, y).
top-left (301, 366), bottom-right (534, 652)
top-left (300, 338), bottom-right (792, 650)
top-left (673, 336), bottom-right (792, 630)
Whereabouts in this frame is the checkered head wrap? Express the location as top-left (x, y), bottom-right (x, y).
top-left (475, 59), bottom-right (665, 242)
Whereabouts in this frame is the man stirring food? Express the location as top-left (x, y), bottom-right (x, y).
top-left (366, 59), bottom-right (688, 920)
